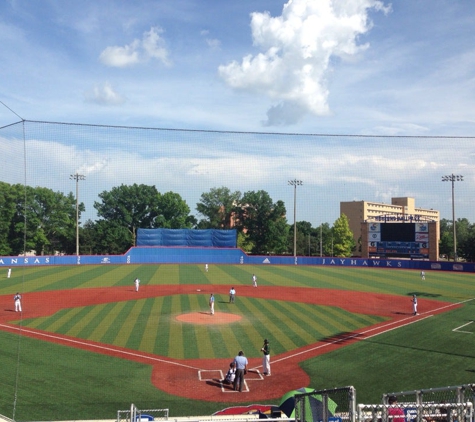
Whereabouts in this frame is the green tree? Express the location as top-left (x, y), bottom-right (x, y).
top-left (288, 221), bottom-right (313, 255)
top-left (237, 190), bottom-right (288, 254)
top-left (318, 223), bottom-right (333, 256)
top-left (458, 222), bottom-right (475, 262)
top-left (454, 218), bottom-right (471, 261)
top-left (0, 181), bottom-right (17, 255)
top-left (94, 184), bottom-right (160, 246)
top-left (91, 220), bottom-right (133, 254)
top-left (332, 213), bottom-right (355, 257)
top-left (94, 184), bottom-right (192, 250)
top-left (439, 218), bottom-right (452, 259)
top-left (196, 187), bottom-right (241, 229)
top-left (8, 185), bottom-right (78, 255)
top-left (439, 217), bottom-right (471, 261)
top-left (237, 231), bottom-right (254, 253)
top-left (156, 191), bottom-right (192, 229)
top-left (80, 219), bottom-right (98, 255)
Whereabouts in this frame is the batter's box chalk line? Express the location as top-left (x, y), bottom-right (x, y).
top-left (198, 369), bottom-right (264, 393)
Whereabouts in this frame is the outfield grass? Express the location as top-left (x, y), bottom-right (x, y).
top-left (1, 264), bottom-right (474, 421)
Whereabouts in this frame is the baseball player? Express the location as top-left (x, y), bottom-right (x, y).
top-left (420, 271), bottom-right (425, 280)
top-left (205, 263), bottom-right (208, 272)
top-left (134, 277), bottom-right (140, 292)
top-left (209, 293), bottom-right (215, 315)
top-left (7, 267), bottom-right (12, 278)
top-left (412, 294), bottom-right (418, 315)
top-left (261, 338), bottom-right (271, 376)
top-left (229, 287), bottom-right (236, 303)
top-left (14, 292), bottom-right (22, 312)
top-left (252, 274), bottom-right (257, 287)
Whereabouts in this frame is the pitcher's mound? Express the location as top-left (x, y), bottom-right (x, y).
top-left (176, 312), bottom-right (242, 325)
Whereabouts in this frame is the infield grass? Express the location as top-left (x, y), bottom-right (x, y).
top-left (1, 264), bottom-right (474, 421)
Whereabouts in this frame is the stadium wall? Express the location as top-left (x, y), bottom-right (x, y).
top-left (0, 247), bottom-right (474, 272)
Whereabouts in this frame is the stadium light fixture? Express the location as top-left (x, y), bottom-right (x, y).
top-left (70, 173), bottom-right (86, 256)
top-left (288, 179), bottom-right (303, 260)
top-left (441, 174), bottom-right (463, 261)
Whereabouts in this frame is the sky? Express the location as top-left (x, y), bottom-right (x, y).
top-left (1, 0), bottom-right (475, 228)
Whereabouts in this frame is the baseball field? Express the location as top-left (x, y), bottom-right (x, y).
top-left (1, 263), bottom-right (474, 421)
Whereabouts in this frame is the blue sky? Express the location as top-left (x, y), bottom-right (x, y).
top-left (1, 0), bottom-right (475, 227)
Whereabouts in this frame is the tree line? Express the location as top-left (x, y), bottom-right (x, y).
top-left (3, 181), bottom-right (473, 260)
top-left (0, 182), bottom-right (356, 257)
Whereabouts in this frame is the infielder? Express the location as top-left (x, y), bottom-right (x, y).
top-left (412, 294), bottom-right (418, 315)
top-left (252, 274), bottom-right (257, 287)
top-left (134, 278), bottom-right (140, 292)
top-left (420, 271), bottom-right (425, 280)
top-left (261, 338), bottom-right (271, 376)
top-left (209, 293), bottom-right (215, 315)
top-left (14, 292), bottom-right (22, 312)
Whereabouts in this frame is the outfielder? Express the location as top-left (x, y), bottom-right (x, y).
top-left (7, 267), bottom-right (11, 278)
top-left (229, 287), bottom-right (236, 303)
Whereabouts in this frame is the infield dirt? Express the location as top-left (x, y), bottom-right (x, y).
top-left (0, 285), bottom-right (458, 402)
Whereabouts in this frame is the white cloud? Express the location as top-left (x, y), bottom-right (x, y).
top-left (205, 38), bottom-right (221, 49)
top-left (1, 130), bottom-right (475, 225)
top-left (84, 81), bottom-right (126, 106)
top-left (200, 29), bottom-right (221, 49)
top-left (99, 26), bottom-right (170, 67)
top-left (218, 0), bottom-right (391, 126)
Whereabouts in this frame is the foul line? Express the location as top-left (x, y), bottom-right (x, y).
top-left (3, 297), bottom-right (475, 375)
top-left (269, 297), bottom-right (475, 366)
top-left (0, 322), bottom-right (203, 371)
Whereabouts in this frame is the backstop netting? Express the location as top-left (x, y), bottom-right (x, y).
top-left (2, 117), bottom-right (475, 421)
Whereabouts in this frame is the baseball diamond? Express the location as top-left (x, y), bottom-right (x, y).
top-left (0, 263), bottom-right (472, 421)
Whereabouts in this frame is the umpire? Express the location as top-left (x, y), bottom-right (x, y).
top-left (233, 350), bottom-right (248, 392)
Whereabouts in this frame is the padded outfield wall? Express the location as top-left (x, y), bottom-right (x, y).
top-left (0, 246), bottom-right (474, 272)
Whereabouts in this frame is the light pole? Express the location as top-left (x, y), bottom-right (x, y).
top-left (288, 179), bottom-right (303, 258)
top-left (442, 174), bottom-right (463, 261)
top-left (70, 173), bottom-right (85, 256)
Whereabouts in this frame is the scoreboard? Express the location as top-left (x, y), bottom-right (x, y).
top-left (367, 222), bottom-right (429, 258)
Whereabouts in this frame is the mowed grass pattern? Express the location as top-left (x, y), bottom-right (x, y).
top-left (5, 263), bottom-right (475, 362)
top-left (17, 294), bottom-right (386, 359)
top-left (2, 263), bottom-right (475, 421)
top-left (2, 263), bottom-right (475, 300)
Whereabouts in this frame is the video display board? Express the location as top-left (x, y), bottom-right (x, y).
top-left (368, 222), bottom-right (429, 258)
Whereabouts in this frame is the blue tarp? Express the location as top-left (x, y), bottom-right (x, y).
top-left (136, 229), bottom-right (236, 248)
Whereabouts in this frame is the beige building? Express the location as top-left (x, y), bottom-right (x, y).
top-left (340, 197), bottom-right (440, 259)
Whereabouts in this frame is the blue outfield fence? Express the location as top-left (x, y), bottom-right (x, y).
top-left (0, 247), bottom-right (474, 272)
